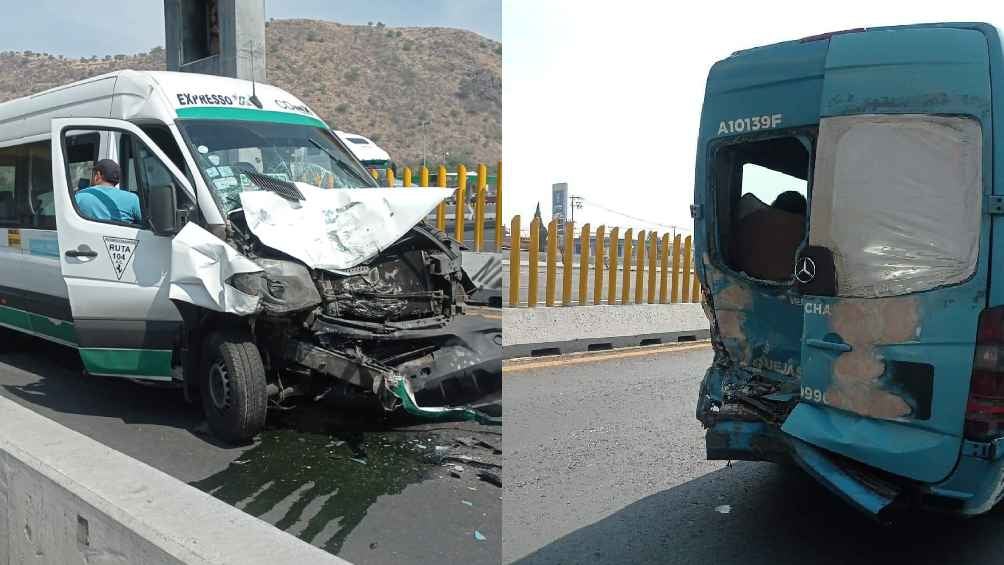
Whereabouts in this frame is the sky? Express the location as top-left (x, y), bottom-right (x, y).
top-left (502, 0), bottom-right (1003, 236)
top-left (0, 0), bottom-right (499, 58)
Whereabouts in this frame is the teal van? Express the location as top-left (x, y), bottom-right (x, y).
top-left (693, 23), bottom-right (1004, 516)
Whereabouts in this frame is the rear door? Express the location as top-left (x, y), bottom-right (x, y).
top-left (782, 27), bottom-right (992, 483)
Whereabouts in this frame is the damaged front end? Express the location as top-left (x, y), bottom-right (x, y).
top-left (240, 218), bottom-right (501, 424)
top-left (173, 182), bottom-right (500, 429)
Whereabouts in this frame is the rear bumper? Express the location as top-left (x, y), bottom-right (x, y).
top-left (706, 418), bottom-right (1004, 517)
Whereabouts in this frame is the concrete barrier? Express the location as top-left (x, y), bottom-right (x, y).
top-left (0, 395), bottom-right (347, 565)
top-left (502, 303), bottom-right (709, 358)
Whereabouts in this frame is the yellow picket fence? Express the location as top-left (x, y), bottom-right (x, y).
top-left (372, 162), bottom-right (503, 252)
top-left (507, 217), bottom-right (701, 307)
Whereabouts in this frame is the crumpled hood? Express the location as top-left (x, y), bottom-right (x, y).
top-left (239, 184), bottom-right (453, 271)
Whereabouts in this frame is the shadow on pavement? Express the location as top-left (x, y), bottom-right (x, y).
top-left (0, 333), bottom-right (213, 434)
top-left (514, 461), bottom-right (1004, 565)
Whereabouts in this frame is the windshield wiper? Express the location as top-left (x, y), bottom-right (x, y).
top-left (308, 138), bottom-right (372, 187)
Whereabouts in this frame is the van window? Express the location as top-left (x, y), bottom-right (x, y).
top-left (28, 142), bottom-right (55, 229)
top-left (65, 132), bottom-right (100, 190)
top-left (0, 158), bottom-right (16, 225)
top-left (65, 128), bottom-right (183, 228)
top-left (140, 125), bottom-right (189, 174)
top-left (713, 135), bottom-right (811, 282)
top-left (809, 115), bottom-right (982, 298)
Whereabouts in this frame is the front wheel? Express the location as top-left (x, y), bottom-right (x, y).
top-left (201, 330), bottom-right (267, 445)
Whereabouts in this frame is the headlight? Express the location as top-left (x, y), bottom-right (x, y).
top-left (227, 272), bottom-right (263, 296)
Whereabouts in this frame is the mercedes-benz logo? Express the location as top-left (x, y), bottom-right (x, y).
top-left (795, 257), bottom-right (816, 284)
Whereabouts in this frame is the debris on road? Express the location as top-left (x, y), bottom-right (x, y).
top-left (477, 471), bottom-right (502, 488)
top-left (715, 504), bottom-right (731, 514)
top-left (474, 530), bottom-right (487, 541)
top-left (443, 455), bottom-right (501, 470)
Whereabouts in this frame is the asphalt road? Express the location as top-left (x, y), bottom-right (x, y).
top-left (503, 343), bottom-right (1004, 565)
top-left (0, 315), bottom-right (501, 565)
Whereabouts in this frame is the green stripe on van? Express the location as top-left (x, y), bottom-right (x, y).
top-left (79, 348), bottom-right (173, 379)
top-left (0, 304), bottom-right (76, 345)
top-left (177, 106), bottom-right (327, 128)
top-left (0, 304), bottom-right (171, 379)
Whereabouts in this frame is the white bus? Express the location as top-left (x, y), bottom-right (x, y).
top-left (0, 70), bottom-right (500, 443)
top-left (332, 130), bottom-right (392, 174)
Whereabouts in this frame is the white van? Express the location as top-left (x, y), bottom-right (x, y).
top-left (0, 70), bottom-right (501, 443)
top-left (332, 130), bottom-right (392, 173)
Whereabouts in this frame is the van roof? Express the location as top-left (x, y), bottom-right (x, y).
top-left (0, 70), bottom-right (327, 145)
top-left (726, 21), bottom-right (999, 59)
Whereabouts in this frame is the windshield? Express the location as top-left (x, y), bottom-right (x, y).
top-left (180, 120), bottom-right (375, 214)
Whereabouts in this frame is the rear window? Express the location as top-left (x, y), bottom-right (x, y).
top-left (809, 114), bottom-right (982, 298)
top-left (712, 134), bottom-right (811, 282)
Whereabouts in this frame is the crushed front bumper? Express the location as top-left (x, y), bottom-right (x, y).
top-left (287, 314), bottom-right (502, 423)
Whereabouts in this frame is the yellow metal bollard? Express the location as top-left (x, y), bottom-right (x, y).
top-left (671, 234), bottom-right (682, 303)
top-left (528, 217), bottom-right (540, 308)
top-left (682, 235), bottom-right (693, 302)
top-left (436, 165), bottom-right (447, 231)
top-left (593, 225), bottom-right (605, 305)
top-left (474, 164), bottom-right (487, 251)
top-left (386, 168), bottom-right (395, 187)
top-left (495, 161), bottom-right (503, 252)
top-left (647, 232), bottom-right (657, 304)
top-left (607, 227), bottom-right (619, 305)
top-left (659, 233), bottom-right (670, 304)
top-left (578, 224), bottom-right (591, 306)
top-left (545, 219), bottom-right (557, 306)
top-left (508, 215), bottom-right (521, 307)
top-left (562, 221), bottom-right (574, 305)
top-left (634, 230), bottom-right (646, 304)
top-left (403, 167), bottom-right (412, 187)
top-left (419, 166), bottom-right (429, 188)
top-left (455, 165), bottom-right (467, 244)
top-left (621, 228), bottom-right (633, 305)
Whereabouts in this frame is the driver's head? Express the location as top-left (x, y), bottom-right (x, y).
top-left (91, 159), bottom-right (121, 187)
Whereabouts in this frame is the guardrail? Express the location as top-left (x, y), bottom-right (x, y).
top-left (506, 217), bottom-right (701, 307)
top-left (372, 162), bottom-right (503, 252)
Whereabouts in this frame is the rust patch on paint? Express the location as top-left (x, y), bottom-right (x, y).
top-left (826, 297), bottom-right (919, 419)
top-left (707, 267), bottom-right (753, 365)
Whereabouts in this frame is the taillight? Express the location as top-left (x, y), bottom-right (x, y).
top-left (965, 306), bottom-right (1004, 440)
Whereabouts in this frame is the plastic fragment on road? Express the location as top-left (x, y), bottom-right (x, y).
top-left (715, 505), bottom-right (731, 514)
top-left (477, 471), bottom-right (502, 488)
top-left (387, 376), bottom-right (501, 426)
top-left (474, 531), bottom-right (487, 541)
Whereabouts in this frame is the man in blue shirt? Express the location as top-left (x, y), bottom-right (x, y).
top-left (75, 159), bottom-right (142, 224)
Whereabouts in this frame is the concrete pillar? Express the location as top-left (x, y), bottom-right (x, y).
top-left (164, 0), bottom-right (266, 81)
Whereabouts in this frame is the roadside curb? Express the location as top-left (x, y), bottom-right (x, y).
top-left (502, 328), bottom-right (711, 359)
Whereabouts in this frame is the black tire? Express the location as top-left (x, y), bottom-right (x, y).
top-left (200, 329), bottom-right (267, 445)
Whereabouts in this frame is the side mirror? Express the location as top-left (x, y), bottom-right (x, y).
top-left (149, 184), bottom-right (186, 236)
